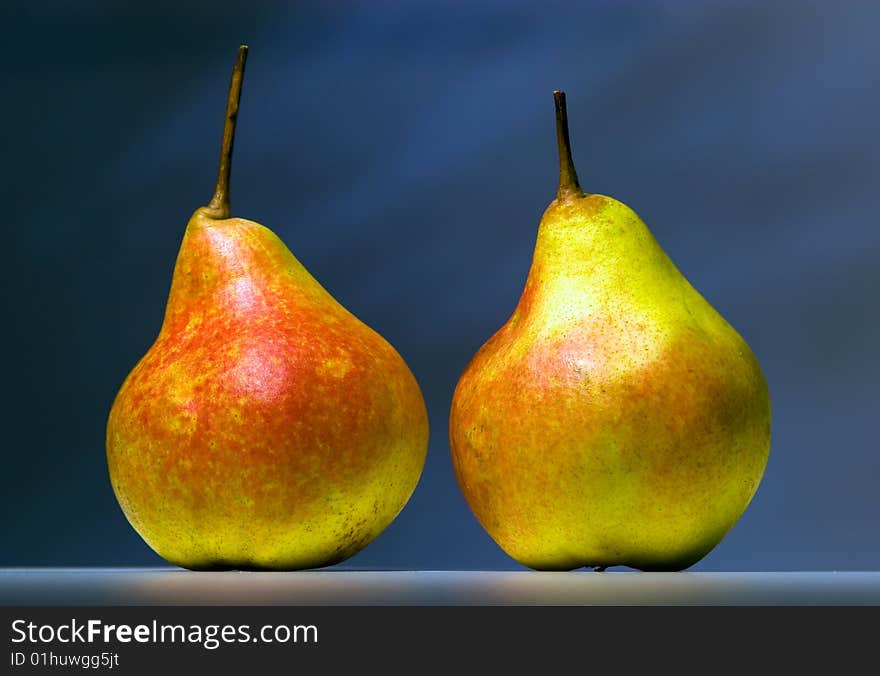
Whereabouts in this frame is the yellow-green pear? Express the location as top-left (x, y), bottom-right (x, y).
top-left (449, 91), bottom-right (771, 571)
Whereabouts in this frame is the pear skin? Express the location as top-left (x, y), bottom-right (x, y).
top-left (449, 92), bottom-right (770, 571)
top-left (106, 47), bottom-right (428, 570)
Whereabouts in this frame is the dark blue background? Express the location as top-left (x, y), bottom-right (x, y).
top-left (3, 2), bottom-right (878, 570)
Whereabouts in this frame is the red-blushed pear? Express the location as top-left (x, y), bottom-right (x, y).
top-left (449, 91), bottom-right (771, 571)
top-left (106, 46), bottom-right (428, 570)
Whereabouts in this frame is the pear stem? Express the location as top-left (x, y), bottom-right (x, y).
top-left (553, 90), bottom-right (584, 201)
top-left (203, 45), bottom-right (249, 219)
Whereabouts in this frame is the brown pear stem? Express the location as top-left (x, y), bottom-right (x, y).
top-left (203, 45), bottom-right (249, 219)
top-left (553, 90), bottom-right (584, 200)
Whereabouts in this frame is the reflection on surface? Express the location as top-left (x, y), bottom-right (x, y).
top-left (1, 570), bottom-right (879, 605)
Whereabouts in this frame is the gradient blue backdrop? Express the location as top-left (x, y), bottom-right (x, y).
top-left (3, 1), bottom-right (878, 570)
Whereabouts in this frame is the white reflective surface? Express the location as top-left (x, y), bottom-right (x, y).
top-left (2, 569), bottom-right (879, 605)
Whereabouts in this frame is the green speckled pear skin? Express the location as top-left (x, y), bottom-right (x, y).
top-left (449, 92), bottom-right (771, 571)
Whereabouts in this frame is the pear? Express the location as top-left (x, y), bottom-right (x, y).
top-left (106, 46), bottom-right (428, 570)
top-left (449, 91), bottom-right (770, 571)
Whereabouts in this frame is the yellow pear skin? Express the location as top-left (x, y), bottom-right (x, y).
top-left (449, 92), bottom-right (770, 571)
